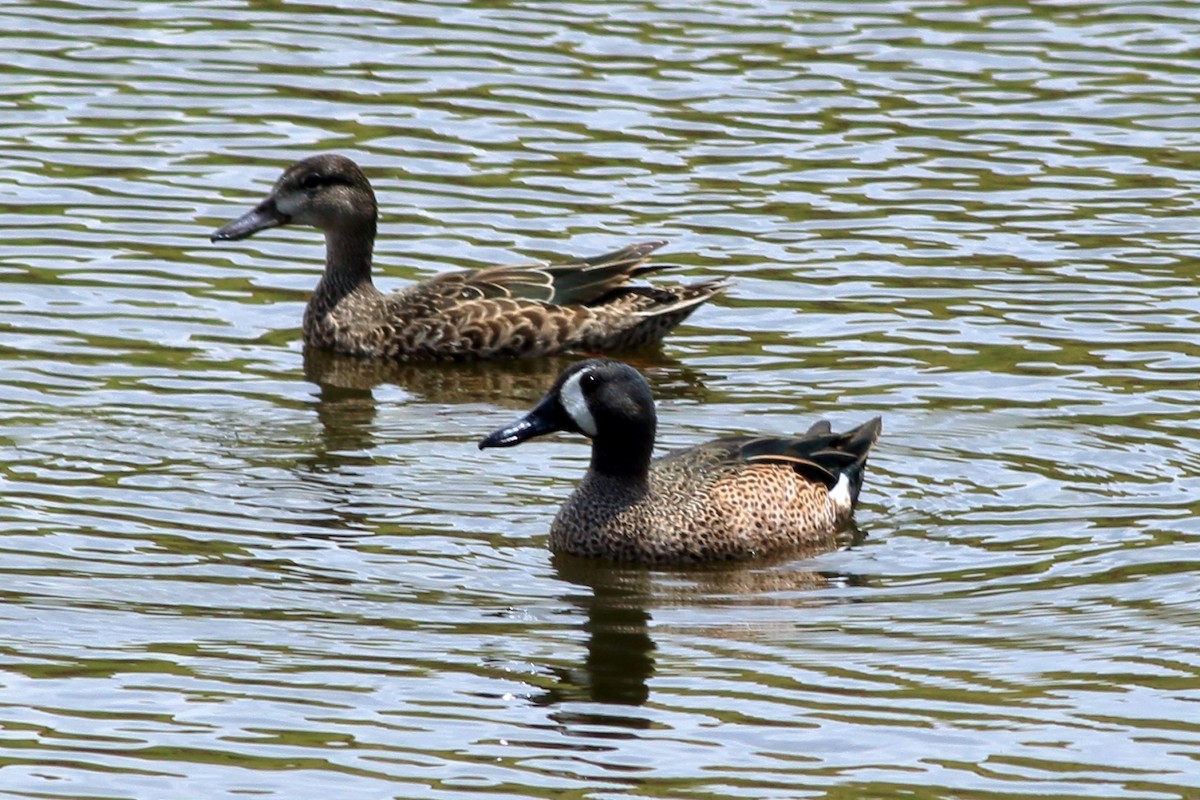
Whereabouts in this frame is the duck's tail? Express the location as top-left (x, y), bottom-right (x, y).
top-left (740, 416), bottom-right (882, 507)
top-left (836, 417), bottom-right (883, 505)
top-left (579, 278), bottom-right (729, 351)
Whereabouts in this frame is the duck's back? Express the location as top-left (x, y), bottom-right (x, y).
top-left (550, 423), bottom-right (879, 564)
top-left (313, 280), bottom-right (597, 360)
top-left (305, 243), bottom-right (726, 361)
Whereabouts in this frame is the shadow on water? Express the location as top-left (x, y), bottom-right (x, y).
top-left (531, 528), bottom-right (871, 726)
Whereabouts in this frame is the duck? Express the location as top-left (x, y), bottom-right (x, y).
top-left (478, 358), bottom-right (883, 564)
top-left (210, 154), bottom-right (727, 361)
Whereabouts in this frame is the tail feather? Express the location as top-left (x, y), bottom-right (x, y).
top-left (632, 278), bottom-right (731, 318)
top-left (838, 417), bottom-right (882, 505)
top-left (584, 278), bottom-right (728, 350)
top-left (804, 420), bottom-right (832, 436)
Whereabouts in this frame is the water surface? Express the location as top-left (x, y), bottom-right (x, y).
top-left (2, 1), bottom-right (1199, 798)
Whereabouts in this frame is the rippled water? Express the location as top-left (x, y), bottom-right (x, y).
top-left (2, 1), bottom-right (1199, 797)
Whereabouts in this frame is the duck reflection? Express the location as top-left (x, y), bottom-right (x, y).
top-left (533, 530), bottom-right (869, 724)
top-left (540, 554), bottom-right (659, 709)
top-left (301, 346), bottom-right (710, 466)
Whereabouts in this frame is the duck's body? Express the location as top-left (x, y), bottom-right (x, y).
top-left (479, 359), bottom-right (882, 564)
top-left (211, 155), bottom-right (725, 361)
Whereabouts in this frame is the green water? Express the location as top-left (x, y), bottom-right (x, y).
top-left (1, 1), bottom-right (1198, 798)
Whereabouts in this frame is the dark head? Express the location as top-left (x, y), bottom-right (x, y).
top-left (479, 359), bottom-right (658, 479)
top-left (210, 154), bottom-right (378, 242)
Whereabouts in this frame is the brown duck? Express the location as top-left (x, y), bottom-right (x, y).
top-left (210, 154), bottom-right (726, 360)
top-left (479, 358), bottom-right (883, 565)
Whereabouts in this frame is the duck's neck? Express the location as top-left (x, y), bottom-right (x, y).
top-left (313, 220), bottom-right (378, 303)
top-left (589, 421), bottom-right (655, 488)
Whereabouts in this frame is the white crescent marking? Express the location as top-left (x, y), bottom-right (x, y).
top-left (560, 370), bottom-right (597, 437)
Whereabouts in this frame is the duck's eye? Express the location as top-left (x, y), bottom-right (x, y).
top-left (580, 371), bottom-right (598, 391)
top-left (300, 173), bottom-right (323, 190)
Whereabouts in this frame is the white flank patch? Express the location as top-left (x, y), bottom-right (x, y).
top-left (560, 370), bottom-right (598, 436)
top-left (829, 473), bottom-right (852, 512)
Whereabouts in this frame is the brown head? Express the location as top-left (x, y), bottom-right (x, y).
top-left (210, 154), bottom-right (378, 242)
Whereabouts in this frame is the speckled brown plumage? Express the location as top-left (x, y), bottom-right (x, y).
top-left (479, 359), bottom-right (883, 565)
top-left (211, 154), bottom-right (726, 361)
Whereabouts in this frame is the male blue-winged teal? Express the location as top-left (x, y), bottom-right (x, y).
top-left (210, 154), bottom-right (726, 360)
top-left (479, 359), bottom-right (883, 564)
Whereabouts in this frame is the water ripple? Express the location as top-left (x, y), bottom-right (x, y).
top-left (2, 0), bottom-right (1200, 798)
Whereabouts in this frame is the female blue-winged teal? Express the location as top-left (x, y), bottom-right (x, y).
top-left (479, 359), bottom-right (883, 564)
top-left (210, 154), bottom-right (726, 360)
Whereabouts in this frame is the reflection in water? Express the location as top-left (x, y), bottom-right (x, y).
top-left (301, 345), bottom-right (713, 465)
top-left (536, 533), bottom-right (869, 722)
top-left (5, 0), bottom-right (1200, 796)
top-left (302, 348), bottom-right (383, 468)
top-left (538, 555), bottom-right (658, 712)
top-left (302, 345), bottom-right (709, 407)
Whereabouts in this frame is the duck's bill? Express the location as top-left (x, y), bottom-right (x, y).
top-left (479, 399), bottom-right (562, 449)
top-left (210, 200), bottom-right (289, 242)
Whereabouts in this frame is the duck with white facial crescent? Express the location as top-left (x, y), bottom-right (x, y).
top-left (480, 359), bottom-right (882, 564)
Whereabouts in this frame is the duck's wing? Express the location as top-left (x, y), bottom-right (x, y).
top-left (413, 240), bottom-right (671, 306)
top-left (737, 417), bottom-right (883, 496)
top-left (382, 241), bottom-right (726, 358)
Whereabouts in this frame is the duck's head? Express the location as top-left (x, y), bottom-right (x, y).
top-left (211, 154), bottom-right (377, 242)
top-left (479, 358), bottom-right (656, 451)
